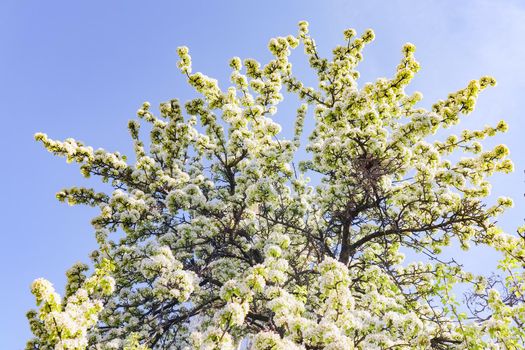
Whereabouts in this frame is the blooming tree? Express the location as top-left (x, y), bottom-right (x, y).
top-left (27, 21), bottom-right (525, 349)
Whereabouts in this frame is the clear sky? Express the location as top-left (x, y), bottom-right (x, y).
top-left (1, 0), bottom-right (525, 348)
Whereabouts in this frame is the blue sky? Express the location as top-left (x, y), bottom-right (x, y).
top-left (1, 0), bottom-right (525, 347)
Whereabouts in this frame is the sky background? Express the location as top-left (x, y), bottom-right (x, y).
top-left (1, 0), bottom-right (525, 348)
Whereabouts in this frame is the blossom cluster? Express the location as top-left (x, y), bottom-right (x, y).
top-left (27, 259), bottom-right (115, 349)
